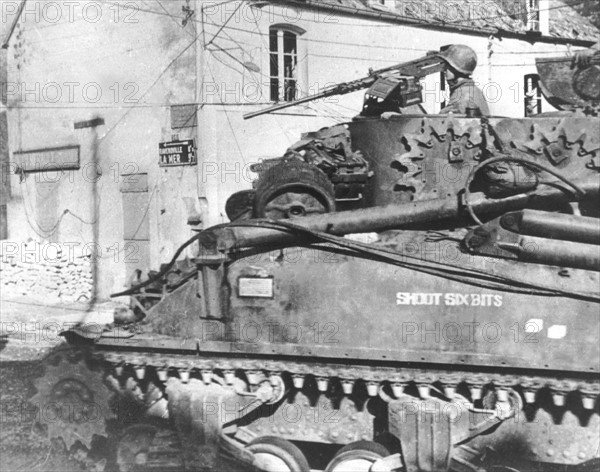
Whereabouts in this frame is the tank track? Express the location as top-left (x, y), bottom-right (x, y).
top-left (100, 350), bottom-right (600, 416)
top-left (90, 350), bottom-right (600, 470)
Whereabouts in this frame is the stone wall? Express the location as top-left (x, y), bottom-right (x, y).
top-left (0, 241), bottom-right (93, 304)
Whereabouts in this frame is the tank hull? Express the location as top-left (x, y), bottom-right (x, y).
top-left (85, 237), bottom-right (600, 470)
top-left (34, 114), bottom-right (600, 471)
top-left (133, 241), bottom-right (599, 377)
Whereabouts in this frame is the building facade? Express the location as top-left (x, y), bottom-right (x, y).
top-left (0, 0), bottom-right (597, 302)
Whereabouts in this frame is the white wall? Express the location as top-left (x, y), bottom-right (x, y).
top-left (3, 0), bottom-right (198, 298)
top-left (1, 0), bottom-right (588, 299)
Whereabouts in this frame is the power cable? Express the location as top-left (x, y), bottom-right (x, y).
top-left (201, 12), bottom-right (271, 82)
top-left (19, 179), bottom-right (100, 238)
top-left (12, 0), bottom-right (587, 57)
top-left (16, 0), bottom-right (591, 49)
top-left (245, 9), bottom-right (308, 143)
top-left (206, 1), bottom-right (243, 47)
top-left (206, 60), bottom-right (248, 165)
top-left (202, 0), bottom-right (591, 37)
top-left (153, 0), bottom-right (195, 36)
top-left (98, 28), bottom-right (203, 141)
top-left (91, 0), bottom-right (472, 52)
top-left (209, 48), bottom-right (246, 75)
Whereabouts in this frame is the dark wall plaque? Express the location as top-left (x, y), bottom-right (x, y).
top-left (159, 139), bottom-right (197, 167)
top-left (13, 145), bottom-right (80, 172)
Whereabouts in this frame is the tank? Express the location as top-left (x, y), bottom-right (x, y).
top-left (31, 54), bottom-right (600, 472)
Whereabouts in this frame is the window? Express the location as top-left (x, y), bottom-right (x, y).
top-left (502, 0), bottom-right (540, 31)
top-left (269, 26), bottom-right (301, 102)
top-left (526, 0), bottom-right (540, 31)
top-left (524, 74), bottom-right (542, 116)
top-left (440, 71), bottom-right (447, 110)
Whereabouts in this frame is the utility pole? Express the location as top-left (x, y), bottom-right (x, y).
top-left (195, 0), bottom-right (214, 230)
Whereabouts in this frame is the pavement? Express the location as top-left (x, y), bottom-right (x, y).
top-left (0, 297), bottom-right (120, 471)
top-left (0, 297), bottom-right (321, 472)
top-left (0, 297), bottom-right (123, 362)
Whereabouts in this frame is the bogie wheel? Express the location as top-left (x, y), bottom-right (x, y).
top-left (325, 441), bottom-right (391, 472)
top-left (116, 424), bottom-right (157, 472)
top-left (254, 161), bottom-right (336, 219)
top-left (246, 436), bottom-right (310, 472)
top-left (115, 423), bottom-right (183, 472)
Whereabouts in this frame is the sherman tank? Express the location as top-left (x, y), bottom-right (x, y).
top-left (31, 48), bottom-right (600, 472)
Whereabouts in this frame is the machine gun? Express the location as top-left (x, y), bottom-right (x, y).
top-left (243, 49), bottom-right (446, 120)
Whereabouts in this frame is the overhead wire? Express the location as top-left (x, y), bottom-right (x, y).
top-left (306, 101), bottom-right (349, 122)
top-left (172, 0), bottom-right (593, 42)
top-left (206, 59), bottom-right (248, 165)
top-left (9, 0), bottom-right (587, 76)
top-left (200, 3), bottom-right (281, 154)
top-left (245, 0), bottom-right (590, 28)
top-left (19, 176), bottom-right (101, 238)
top-left (200, 7), bottom-right (277, 117)
top-left (202, 12), bottom-right (272, 84)
top-left (208, 47), bottom-right (247, 75)
top-left (88, 0), bottom-right (466, 52)
top-left (153, 0), bottom-right (195, 36)
top-left (198, 21), bottom-right (586, 73)
top-left (13, 0), bottom-right (594, 52)
top-left (244, 7), bottom-right (308, 144)
top-left (7, 2), bottom-right (590, 129)
top-left (98, 28), bottom-right (202, 141)
top-left (205, 1), bottom-right (243, 46)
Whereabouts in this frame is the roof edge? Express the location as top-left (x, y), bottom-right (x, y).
top-left (271, 0), bottom-right (596, 47)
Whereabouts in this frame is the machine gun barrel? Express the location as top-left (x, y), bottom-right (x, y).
top-left (243, 52), bottom-right (444, 120)
top-left (198, 179), bottom-right (600, 256)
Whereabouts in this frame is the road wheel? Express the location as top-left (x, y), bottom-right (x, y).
top-left (325, 440), bottom-right (390, 472)
top-left (116, 424), bottom-right (158, 472)
top-left (115, 423), bottom-right (182, 472)
top-left (254, 161), bottom-right (336, 219)
top-left (246, 436), bottom-right (310, 472)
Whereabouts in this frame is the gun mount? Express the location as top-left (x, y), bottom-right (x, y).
top-left (243, 49), bottom-right (445, 120)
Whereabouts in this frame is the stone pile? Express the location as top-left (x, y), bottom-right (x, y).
top-left (0, 241), bottom-right (94, 304)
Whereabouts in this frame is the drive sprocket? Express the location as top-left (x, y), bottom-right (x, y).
top-left (30, 347), bottom-right (113, 450)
